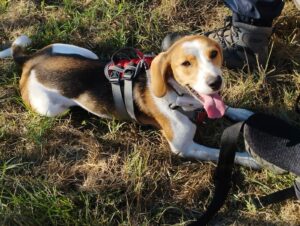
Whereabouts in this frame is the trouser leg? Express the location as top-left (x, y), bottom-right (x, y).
top-left (224, 0), bottom-right (285, 26)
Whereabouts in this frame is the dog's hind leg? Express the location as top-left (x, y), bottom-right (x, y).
top-left (25, 70), bottom-right (76, 117)
top-left (72, 92), bottom-right (112, 119)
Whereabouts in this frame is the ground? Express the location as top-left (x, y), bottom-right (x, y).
top-left (0, 0), bottom-right (300, 225)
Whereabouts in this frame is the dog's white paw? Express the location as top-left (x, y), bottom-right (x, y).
top-left (235, 152), bottom-right (261, 170)
top-left (226, 107), bottom-right (254, 122)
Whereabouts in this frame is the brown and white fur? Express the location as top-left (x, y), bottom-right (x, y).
top-left (1, 35), bottom-right (259, 168)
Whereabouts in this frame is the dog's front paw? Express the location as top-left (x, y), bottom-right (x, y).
top-left (226, 107), bottom-right (254, 122)
top-left (235, 152), bottom-right (261, 170)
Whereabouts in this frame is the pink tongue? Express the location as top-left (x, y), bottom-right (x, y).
top-left (199, 93), bottom-right (226, 119)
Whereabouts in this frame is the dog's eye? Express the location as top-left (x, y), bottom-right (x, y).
top-left (210, 50), bottom-right (218, 59)
top-left (181, 61), bottom-right (191, 67)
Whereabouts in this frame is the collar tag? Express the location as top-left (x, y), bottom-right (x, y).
top-left (195, 110), bottom-right (208, 124)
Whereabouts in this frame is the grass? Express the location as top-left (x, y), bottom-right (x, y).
top-left (0, 0), bottom-right (300, 225)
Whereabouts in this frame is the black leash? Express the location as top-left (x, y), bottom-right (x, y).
top-left (189, 122), bottom-right (244, 226)
top-left (189, 113), bottom-right (300, 226)
top-left (253, 178), bottom-right (300, 208)
top-left (252, 186), bottom-right (296, 208)
top-left (296, 94), bottom-right (300, 114)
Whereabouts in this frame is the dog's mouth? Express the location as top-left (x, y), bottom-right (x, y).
top-left (186, 84), bottom-right (225, 119)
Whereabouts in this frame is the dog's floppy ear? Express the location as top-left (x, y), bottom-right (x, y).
top-left (216, 43), bottom-right (223, 64)
top-left (150, 52), bottom-right (171, 97)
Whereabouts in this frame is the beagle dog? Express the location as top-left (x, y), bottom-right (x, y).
top-left (1, 35), bottom-right (259, 168)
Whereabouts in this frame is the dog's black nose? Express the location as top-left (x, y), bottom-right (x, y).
top-left (207, 75), bottom-right (222, 90)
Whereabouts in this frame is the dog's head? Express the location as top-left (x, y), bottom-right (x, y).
top-left (150, 35), bottom-right (225, 118)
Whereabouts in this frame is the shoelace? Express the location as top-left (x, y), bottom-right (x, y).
top-left (204, 16), bottom-right (239, 48)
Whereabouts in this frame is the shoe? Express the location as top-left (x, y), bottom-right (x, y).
top-left (161, 32), bottom-right (186, 52)
top-left (205, 17), bottom-right (273, 69)
top-left (294, 0), bottom-right (300, 10)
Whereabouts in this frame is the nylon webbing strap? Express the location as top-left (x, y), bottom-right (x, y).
top-left (104, 48), bottom-right (151, 122)
top-left (253, 186), bottom-right (296, 208)
top-left (189, 122), bottom-right (244, 226)
top-left (252, 178), bottom-right (300, 208)
top-left (124, 80), bottom-right (136, 120)
top-left (111, 83), bottom-right (130, 120)
top-left (123, 61), bottom-right (145, 121)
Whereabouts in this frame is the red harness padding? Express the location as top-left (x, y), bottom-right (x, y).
top-left (105, 48), bottom-right (154, 82)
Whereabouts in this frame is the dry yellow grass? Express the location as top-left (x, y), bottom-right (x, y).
top-left (0, 0), bottom-right (299, 225)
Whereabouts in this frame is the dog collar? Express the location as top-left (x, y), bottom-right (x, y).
top-left (167, 79), bottom-right (207, 124)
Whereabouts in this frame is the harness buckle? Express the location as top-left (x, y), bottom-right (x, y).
top-left (124, 60), bottom-right (145, 80)
top-left (109, 70), bottom-right (122, 84)
top-left (169, 103), bottom-right (179, 110)
top-left (123, 65), bottom-right (137, 80)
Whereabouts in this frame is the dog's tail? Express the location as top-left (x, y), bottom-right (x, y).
top-left (0, 35), bottom-right (32, 65)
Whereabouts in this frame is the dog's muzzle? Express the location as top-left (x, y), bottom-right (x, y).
top-left (206, 75), bottom-right (222, 91)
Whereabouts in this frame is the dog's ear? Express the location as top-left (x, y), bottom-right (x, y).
top-left (150, 52), bottom-right (171, 97)
top-left (216, 43), bottom-right (223, 64)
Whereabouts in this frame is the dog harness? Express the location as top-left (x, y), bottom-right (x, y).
top-left (104, 48), bottom-right (208, 124)
top-left (104, 48), bottom-right (154, 121)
